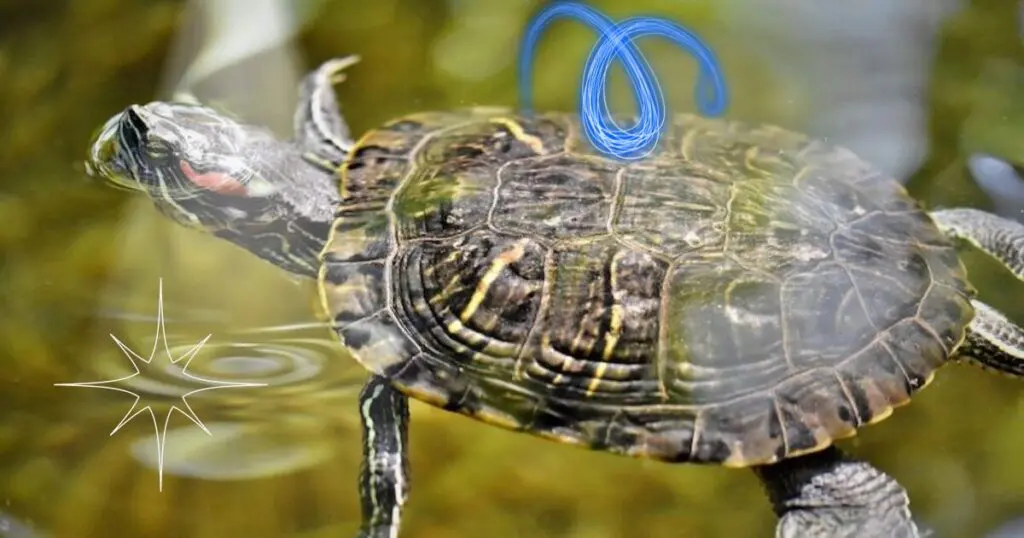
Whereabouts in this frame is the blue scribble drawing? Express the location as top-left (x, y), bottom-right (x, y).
top-left (519, 2), bottom-right (729, 160)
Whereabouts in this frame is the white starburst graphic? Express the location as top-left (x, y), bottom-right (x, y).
top-left (55, 278), bottom-right (266, 491)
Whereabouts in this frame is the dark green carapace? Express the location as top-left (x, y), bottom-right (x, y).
top-left (320, 108), bottom-right (974, 468)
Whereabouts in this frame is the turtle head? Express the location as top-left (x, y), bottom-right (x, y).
top-left (87, 101), bottom-right (339, 277)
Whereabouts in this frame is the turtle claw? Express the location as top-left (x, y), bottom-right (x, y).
top-left (323, 55), bottom-right (361, 83)
top-left (294, 56), bottom-right (358, 163)
top-left (171, 90), bottom-right (202, 105)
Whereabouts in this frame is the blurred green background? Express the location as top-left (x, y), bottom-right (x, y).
top-left (1, 0), bottom-right (1024, 537)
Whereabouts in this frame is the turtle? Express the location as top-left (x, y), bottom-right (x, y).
top-left (86, 56), bottom-right (1024, 538)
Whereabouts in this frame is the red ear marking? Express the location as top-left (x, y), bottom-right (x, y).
top-left (179, 160), bottom-right (248, 195)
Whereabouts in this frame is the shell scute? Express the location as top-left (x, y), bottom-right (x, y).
top-left (319, 110), bottom-right (975, 466)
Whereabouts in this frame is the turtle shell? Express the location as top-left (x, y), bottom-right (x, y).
top-left (316, 108), bottom-right (975, 467)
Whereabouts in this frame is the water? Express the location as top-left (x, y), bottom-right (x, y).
top-left (2, 1), bottom-right (1024, 537)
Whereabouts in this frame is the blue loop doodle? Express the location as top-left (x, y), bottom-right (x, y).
top-left (518, 3), bottom-right (657, 116)
top-left (518, 2), bottom-right (729, 161)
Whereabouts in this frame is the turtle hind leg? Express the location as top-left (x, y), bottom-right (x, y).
top-left (961, 301), bottom-right (1024, 376)
top-left (356, 375), bottom-right (411, 538)
top-left (929, 208), bottom-right (1024, 376)
top-left (754, 446), bottom-right (923, 538)
top-left (295, 56), bottom-right (360, 169)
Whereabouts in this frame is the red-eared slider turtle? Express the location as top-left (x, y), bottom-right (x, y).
top-left (87, 57), bottom-right (1024, 538)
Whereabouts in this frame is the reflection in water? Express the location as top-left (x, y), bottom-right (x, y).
top-left (719, 0), bottom-right (962, 181)
top-left (96, 332), bottom-right (364, 482)
top-left (989, 516), bottom-right (1024, 537)
top-left (967, 154), bottom-right (1024, 220)
top-left (0, 509), bottom-right (42, 538)
top-left (98, 333), bottom-right (339, 398)
top-left (2, 309), bottom-right (367, 537)
top-left (960, 60), bottom-right (1024, 221)
top-left (130, 421), bottom-right (333, 481)
top-left (54, 279), bottom-right (268, 492)
top-left (159, 0), bottom-right (323, 133)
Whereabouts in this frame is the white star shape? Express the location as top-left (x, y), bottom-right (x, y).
top-left (55, 278), bottom-right (267, 491)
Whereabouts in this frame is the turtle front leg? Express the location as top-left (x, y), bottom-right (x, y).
top-left (754, 447), bottom-right (922, 538)
top-left (295, 56), bottom-right (360, 168)
top-left (930, 208), bottom-right (1024, 375)
top-left (356, 375), bottom-right (411, 538)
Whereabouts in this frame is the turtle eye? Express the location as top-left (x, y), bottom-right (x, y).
top-left (145, 138), bottom-right (175, 162)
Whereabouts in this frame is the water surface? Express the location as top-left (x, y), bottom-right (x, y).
top-left (2, 1), bottom-right (1024, 537)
